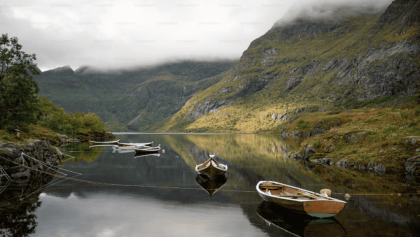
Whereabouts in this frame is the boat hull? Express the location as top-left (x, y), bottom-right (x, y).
top-left (89, 139), bottom-right (120, 145)
top-left (197, 165), bottom-right (226, 177)
top-left (118, 142), bottom-right (153, 147)
top-left (195, 157), bottom-right (227, 178)
top-left (135, 146), bottom-right (160, 154)
top-left (257, 181), bottom-right (346, 218)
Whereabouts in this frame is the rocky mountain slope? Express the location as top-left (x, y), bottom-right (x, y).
top-left (34, 61), bottom-right (235, 131)
top-left (154, 0), bottom-right (420, 133)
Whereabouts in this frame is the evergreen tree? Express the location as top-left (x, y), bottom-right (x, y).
top-left (0, 34), bottom-right (40, 131)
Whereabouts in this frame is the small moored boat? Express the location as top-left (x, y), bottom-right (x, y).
top-left (118, 141), bottom-right (153, 147)
top-left (89, 139), bottom-right (120, 145)
top-left (256, 181), bottom-right (346, 218)
top-left (195, 154), bottom-right (228, 178)
top-left (134, 146), bottom-right (161, 154)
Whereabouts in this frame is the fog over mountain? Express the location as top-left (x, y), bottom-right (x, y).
top-left (0, 0), bottom-right (296, 71)
top-left (274, 0), bottom-right (393, 27)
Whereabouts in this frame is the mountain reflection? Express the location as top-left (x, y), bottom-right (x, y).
top-left (4, 134), bottom-right (419, 236)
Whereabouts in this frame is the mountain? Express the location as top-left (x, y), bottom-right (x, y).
top-left (34, 61), bottom-right (235, 131)
top-left (154, 0), bottom-right (420, 133)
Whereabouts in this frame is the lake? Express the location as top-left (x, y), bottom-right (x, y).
top-left (1, 133), bottom-right (419, 237)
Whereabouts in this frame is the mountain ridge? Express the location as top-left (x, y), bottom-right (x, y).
top-left (152, 0), bottom-right (420, 133)
top-left (34, 61), bottom-right (235, 131)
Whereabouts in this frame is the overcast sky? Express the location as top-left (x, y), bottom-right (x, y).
top-left (0, 0), bottom-right (392, 71)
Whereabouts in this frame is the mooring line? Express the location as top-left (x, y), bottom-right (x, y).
top-left (1, 156), bottom-right (418, 197)
top-left (22, 153), bottom-right (82, 175)
top-left (20, 173), bottom-right (82, 201)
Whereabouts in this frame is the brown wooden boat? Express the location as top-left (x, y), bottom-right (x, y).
top-left (195, 155), bottom-right (228, 178)
top-left (134, 146), bottom-right (160, 154)
top-left (256, 181), bottom-right (346, 218)
top-left (195, 174), bottom-right (227, 198)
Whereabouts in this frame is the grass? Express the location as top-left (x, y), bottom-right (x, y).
top-left (284, 100), bottom-right (420, 174)
top-left (0, 124), bottom-right (59, 145)
top-left (151, 12), bottom-right (419, 134)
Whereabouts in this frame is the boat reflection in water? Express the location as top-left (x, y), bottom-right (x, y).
top-left (257, 201), bottom-right (346, 237)
top-left (195, 174), bottom-right (228, 198)
top-left (134, 152), bottom-right (161, 158)
top-left (112, 145), bottom-right (137, 153)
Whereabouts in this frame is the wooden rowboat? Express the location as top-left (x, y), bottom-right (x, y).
top-left (195, 154), bottom-right (228, 178)
top-left (195, 174), bottom-right (227, 198)
top-left (88, 139), bottom-right (120, 145)
top-left (134, 146), bottom-right (161, 154)
top-left (117, 141), bottom-right (153, 147)
top-left (256, 181), bottom-right (346, 218)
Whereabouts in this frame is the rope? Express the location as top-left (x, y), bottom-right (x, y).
top-left (1, 156), bottom-right (418, 197)
top-left (333, 193), bottom-right (417, 196)
top-left (0, 156), bottom-right (256, 192)
top-left (22, 153), bottom-right (81, 175)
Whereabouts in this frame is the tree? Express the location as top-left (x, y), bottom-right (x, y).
top-left (0, 34), bottom-right (40, 131)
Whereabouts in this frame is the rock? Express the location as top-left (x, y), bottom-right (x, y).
top-left (416, 148), bottom-right (420, 156)
top-left (312, 157), bottom-right (332, 166)
top-left (405, 156), bottom-right (420, 185)
top-left (4, 152), bottom-right (19, 159)
top-left (391, 147), bottom-right (398, 151)
top-left (374, 163), bottom-right (386, 176)
top-left (336, 159), bottom-right (349, 169)
top-left (379, 149), bottom-right (386, 154)
top-left (305, 145), bottom-right (315, 155)
top-left (345, 132), bottom-right (366, 144)
top-left (7, 166), bottom-right (25, 173)
top-left (403, 136), bottom-right (420, 148)
top-left (329, 145), bottom-right (335, 153)
top-left (284, 76), bottom-right (302, 91)
top-left (11, 171), bottom-right (30, 179)
top-left (368, 159), bottom-right (376, 171)
top-left (271, 113), bottom-right (277, 120)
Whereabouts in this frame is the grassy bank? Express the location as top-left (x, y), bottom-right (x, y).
top-left (279, 95), bottom-right (420, 176)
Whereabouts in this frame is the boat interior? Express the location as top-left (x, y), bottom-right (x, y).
top-left (198, 158), bottom-right (226, 170)
top-left (259, 182), bottom-right (329, 201)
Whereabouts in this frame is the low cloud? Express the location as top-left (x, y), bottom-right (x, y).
top-left (273, 0), bottom-right (393, 28)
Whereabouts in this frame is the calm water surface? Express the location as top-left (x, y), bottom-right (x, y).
top-left (1, 134), bottom-right (419, 237)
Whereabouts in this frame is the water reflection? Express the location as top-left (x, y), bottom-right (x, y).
top-left (134, 153), bottom-right (161, 158)
top-left (3, 134), bottom-right (419, 236)
top-left (257, 201), bottom-right (346, 237)
top-left (195, 174), bottom-right (228, 198)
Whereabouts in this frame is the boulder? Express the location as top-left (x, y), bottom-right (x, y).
top-left (271, 113), bottom-right (277, 120)
top-left (305, 144), bottom-right (315, 155)
top-left (403, 136), bottom-right (420, 148)
top-left (374, 163), bottom-right (386, 176)
top-left (405, 156), bottom-right (420, 185)
top-left (11, 171), bottom-right (30, 179)
top-left (336, 159), bottom-right (349, 169)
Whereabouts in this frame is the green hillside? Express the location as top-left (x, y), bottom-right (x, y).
top-left (35, 61), bottom-right (235, 131)
top-left (152, 1), bottom-right (419, 133)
